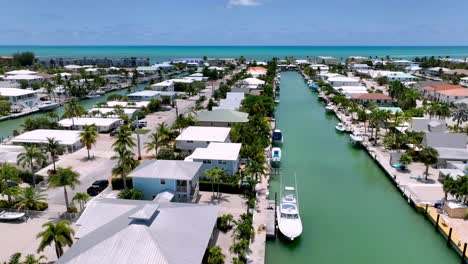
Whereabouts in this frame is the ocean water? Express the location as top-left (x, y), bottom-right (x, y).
top-left (1, 46), bottom-right (468, 63)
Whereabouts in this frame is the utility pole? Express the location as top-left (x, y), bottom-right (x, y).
top-left (134, 115), bottom-right (142, 160)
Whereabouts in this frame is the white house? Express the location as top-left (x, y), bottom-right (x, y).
top-left (5, 70), bottom-right (37, 75)
top-left (0, 145), bottom-right (25, 167)
top-left (184, 73), bottom-right (208, 82)
top-left (59, 117), bottom-right (121, 132)
top-left (105, 101), bottom-right (150, 109)
top-left (460, 77), bottom-right (468, 88)
top-left (11, 129), bottom-right (82, 152)
top-left (127, 90), bottom-right (161, 101)
top-left (386, 72), bottom-right (417, 82)
top-left (327, 76), bottom-right (360, 87)
top-left (310, 64), bottom-right (329, 73)
top-left (240, 77), bottom-right (265, 89)
top-left (351, 64), bottom-right (370, 72)
top-left (247, 67), bottom-right (267, 77)
top-left (150, 80), bottom-right (174, 91)
top-left (89, 108), bottom-right (137, 118)
top-left (0, 87), bottom-right (39, 109)
top-left (185, 142), bottom-right (241, 177)
top-left (215, 92), bottom-right (245, 110)
top-left (175, 126), bottom-right (231, 154)
top-left (317, 56), bottom-right (338, 65)
top-left (391, 60), bottom-right (412, 67)
top-left (334, 86), bottom-right (368, 95)
top-left (422, 67), bottom-right (450, 76)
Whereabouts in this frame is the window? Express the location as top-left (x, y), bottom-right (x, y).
top-left (187, 140), bottom-right (194, 143)
top-left (203, 160), bottom-right (212, 164)
top-left (218, 160), bottom-right (227, 164)
top-left (160, 179), bottom-right (166, 185)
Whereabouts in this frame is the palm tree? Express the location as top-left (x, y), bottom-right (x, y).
top-left (112, 158), bottom-right (132, 190)
top-left (17, 145), bottom-right (47, 186)
top-left (79, 124), bottom-right (98, 160)
top-left (36, 220), bottom-right (74, 259)
top-left (400, 88), bottom-right (421, 110)
top-left (62, 98), bottom-right (86, 129)
top-left (156, 122), bottom-right (172, 145)
top-left (4, 253), bottom-right (48, 264)
top-left (205, 167), bottom-right (223, 199)
top-left (245, 161), bottom-right (266, 183)
top-left (112, 124), bottom-right (136, 153)
top-left (369, 109), bottom-right (388, 145)
top-left (0, 163), bottom-right (21, 204)
top-left (48, 167), bottom-right (80, 213)
top-left (72, 192), bottom-right (90, 211)
top-left (451, 103), bottom-right (468, 129)
top-left (420, 147), bottom-right (439, 181)
top-left (207, 246), bottom-right (225, 264)
top-left (45, 137), bottom-right (63, 172)
top-left (15, 187), bottom-right (47, 210)
top-left (145, 132), bottom-right (163, 157)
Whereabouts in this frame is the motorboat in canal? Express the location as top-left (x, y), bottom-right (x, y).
top-left (277, 177), bottom-right (302, 241)
top-left (335, 122), bottom-right (347, 132)
top-left (275, 99), bottom-right (280, 104)
top-left (271, 147), bottom-right (281, 166)
top-left (272, 129), bottom-right (283, 144)
top-left (325, 104), bottom-right (334, 112)
top-left (37, 101), bottom-right (60, 111)
top-left (349, 132), bottom-right (364, 146)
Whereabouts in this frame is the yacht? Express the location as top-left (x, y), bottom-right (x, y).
top-left (272, 129), bottom-right (283, 144)
top-left (277, 178), bottom-right (302, 241)
top-left (271, 147), bottom-right (281, 166)
top-left (335, 122), bottom-right (347, 132)
top-left (37, 101), bottom-right (60, 111)
top-left (349, 132), bottom-right (364, 146)
top-left (325, 103), bottom-right (334, 112)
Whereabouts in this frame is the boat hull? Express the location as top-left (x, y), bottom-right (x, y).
top-left (276, 206), bottom-right (303, 241)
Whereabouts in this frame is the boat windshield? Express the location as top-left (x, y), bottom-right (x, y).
top-left (273, 150), bottom-right (280, 157)
top-left (281, 213), bottom-right (299, 219)
top-left (273, 131), bottom-right (282, 140)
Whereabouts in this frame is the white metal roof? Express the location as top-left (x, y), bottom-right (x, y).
top-left (151, 80), bottom-right (173, 87)
top-left (129, 160), bottom-right (203, 180)
top-left (5, 70), bottom-right (37, 75)
top-left (90, 108), bottom-right (137, 116)
top-left (59, 117), bottom-right (121, 127)
top-left (64, 65), bottom-right (83, 69)
top-left (106, 101), bottom-right (150, 108)
top-left (128, 90), bottom-right (161, 97)
top-left (0, 87), bottom-right (37, 96)
top-left (0, 145), bottom-right (25, 164)
top-left (187, 142), bottom-right (241, 161)
top-left (176, 126), bottom-right (231, 142)
top-left (242, 77), bottom-right (265, 85)
top-left (5, 74), bottom-right (42, 80)
top-left (11, 129), bottom-right (81, 145)
top-left (328, 76), bottom-right (359, 82)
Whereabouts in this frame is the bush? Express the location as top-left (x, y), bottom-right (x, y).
top-left (30, 201), bottom-right (48, 211)
top-left (67, 205), bottom-right (78, 213)
top-left (18, 171), bottom-right (44, 185)
top-left (147, 99), bottom-right (161, 112)
top-left (111, 177), bottom-right (133, 190)
top-left (118, 188), bottom-right (144, 200)
top-left (199, 181), bottom-right (246, 194)
top-left (0, 199), bottom-right (12, 209)
top-left (217, 214), bottom-right (233, 232)
top-left (156, 147), bottom-right (183, 160)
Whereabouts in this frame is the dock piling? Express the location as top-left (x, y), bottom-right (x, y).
top-left (435, 214), bottom-right (440, 232)
top-left (462, 243), bottom-right (467, 264)
top-left (425, 204), bottom-right (428, 219)
top-left (448, 228), bottom-right (453, 247)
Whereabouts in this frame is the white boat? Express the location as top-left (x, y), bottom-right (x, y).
top-left (271, 147), bottom-right (281, 165)
top-left (37, 101), bottom-right (60, 111)
top-left (272, 129), bottom-right (283, 144)
top-left (335, 123), bottom-right (346, 132)
top-left (349, 133), bottom-right (364, 145)
top-left (275, 99), bottom-right (280, 104)
top-left (0, 211), bottom-right (25, 221)
top-left (325, 104), bottom-right (334, 112)
top-left (277, 176), bottom-right (302, 241)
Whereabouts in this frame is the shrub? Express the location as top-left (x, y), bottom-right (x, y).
top-left (67, 205), bottom-right (78, 213)
top-left (31, 201), bottom-right (48, 211)
top-left (118, 188), bottom-right (144, 200)
top-left (111, 178), bottom-right (133, 190)
top-left (18, 171), bottom-right (44, 185)
top-left (217, 214), bottom-right (233, 232)
top-left (0, 199), bottom-right (12, 209)
top-left (199, 181), bottom-right (246, 194)
top-left (147, 99), bottom-right (161, 112)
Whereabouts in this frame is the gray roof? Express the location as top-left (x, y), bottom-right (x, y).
top-left (423, 132), bottom-right (466, 149)
top-left (435, 147), bottom-right (468, 161)
top-left (128, 160), bottom-right (203, 180)
top-left (57, 198), bottom-right (219, 264)
top-left (196, 109), bottom-right (249, 123)
top-left (411, 118), bottom-right (446, 132)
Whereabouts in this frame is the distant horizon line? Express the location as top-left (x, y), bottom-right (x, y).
top-left (1, 45), bottom-right (468, 47)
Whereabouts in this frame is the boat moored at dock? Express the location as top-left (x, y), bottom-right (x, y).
top-left (277, 184), bottom-right (302, 241)
top-left (271, 147), bottom-right (282, 166)
top-left (349, 132), bottom-right (364, 146)
top-left (272, 129), bottom-right (283, 144)
top-left (335, 122), bottom-right (347, 132)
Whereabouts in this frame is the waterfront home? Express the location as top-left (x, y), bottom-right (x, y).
top-left (175, 126), bottom-right (231, 154)
top-left (327, 76), bottom-right (360, 87)
top-left (127, 90), bottom-right (161, 101)
top-left (150, 80), bottom-right (174, 91)
top-left (0, 145), bottom-right (25, 167)
top-left (184, 73), bottom-right (208, 82)
top-left (247, 66), bottom-right (267, 77)
top-left (421, 67), bottom-right (450, 76)
top-left (214, 92), bottom-right (245, 110)
top-left (310, 64), bottom-right (329, 73)
top-left (0, 87), bottom-right (39, 109)
top-left (317, 72), bottom-right (342, 81)
top-left (422, 132), bottom-right (468, 167)
top-left (350, 93), bottom-right (393, 106)
top-left (56, 198), bottom-right (219, 264)
top-left (317, 56), bottom-right (338, 65)
top-left (89, 107), bottom-right (137, 118)
top-left (386, 72), bottom-right (417, 82)
top-left (461, 77), bottom-right (468, 88)
top-left (11, 129), bottom-right (82, 152)
top-left (421, 83), bottom-right (462, 101)
top-left (350, 64), bottom-right (370, 72)
top-left (129, 160), bottom-right (203, 201)
top-left (4, 74), bottom-right (45, 85)
top-left (410, 118), bottom-right (447, 133)
top-left (195, 109), bottom-right (249, 127)
top-left (185, 142), bottom-right (242, 177)
top-left (59, 117), bottom-right (121, 132)
top-left (239, 77), bottom-right (265, 90)
top-left (334, 86), bottom-right (368, 95)
top-left (105, 100), bottom-right (150, 109)
top-left (206, 58), bottom-right (236, 66)
top-left (390, 60), bottom-right (412, 67)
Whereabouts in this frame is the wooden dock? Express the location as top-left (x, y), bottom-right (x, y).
top-left (266, 199), bottom-right (277, 240)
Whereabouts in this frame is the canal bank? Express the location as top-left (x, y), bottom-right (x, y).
top-left (0, 84), bottom-right (146, 139)
top-left (265, 71), bottom-right (458, 264)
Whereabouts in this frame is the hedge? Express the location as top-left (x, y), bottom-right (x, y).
top-left (199, 181), bottom-right (247, 194)
top-left (111, 178), bottom-right (133, 190)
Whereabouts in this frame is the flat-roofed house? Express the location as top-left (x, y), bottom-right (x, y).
top-left (185, 142), bottom-right (242, 176)
top-left (328, 76), bottom-right (360, 87)
top-left (386, 72), bottom-right (417, 82)
top-left (89, 108), bottom-right (137, 118)
top-left (59, 117), bottom-right (121, 132)
top-left (195, 109), bottom-right (249, 127)
top-left (461, 77), bottom-right (468, 88)
top-left (0, 87), bottom-right (39, 108)
top-left (350, 93), bottom-right (393, 106)
top-left (436, 88), bottom-right (468, 104)
top-left (55, 198), bottom-right (219, 264)
top-left (247, 66), bottom-right (267, 77)
top-left (0, 145), bottom-right (25, 167)
top-left (410, 118), bottom-right (447, 133)
top-left (422, 132), bottom-right (468, 167)
top-left (150, 80), bottom-right (174, 91)
top-left (127, 90), bottom-right (161, 101)
top-left (11, 129), bottom-right (82, 152)
top-left (129, 160), bottom-right (203, 201)
top-left (421, 83), bottom-right (462, 101)
top-left (175, 126), bottom-right (231, 154)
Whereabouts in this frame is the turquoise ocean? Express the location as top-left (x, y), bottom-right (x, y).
top-left (1, 46), bottom-right (468, 63)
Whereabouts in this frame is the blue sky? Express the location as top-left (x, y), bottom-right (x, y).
top-left (1, 0), bottom-right (468, 45)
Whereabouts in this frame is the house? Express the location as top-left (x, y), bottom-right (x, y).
top-left (422, 132), bottom-right (468, 167)
top-left (317, 56), bottom-right (338, 65)
top-left (127, 90), bottom-right (161, 101)
top-left (410, 118), bottom-right (447, 133)
top-left (176, 126), bottom-right (231, 154)
top-left (309, 64), bottom-right (329, 73)
top-left (59, 117), bottom-right (121, 132)
top-left (421, 83), bottom-right (463, 101)
top-left (5, 70), bottom-right (38, 75)
top-left (239, 77), bottom-right (265, 89)
top-left (150, 80), bottom-right (174, 91)
top-left (350, 93), bottom-right (393, 106)
top-left (105, 100), bottom-right (150, 109)
top-left (334, 86), bottom-right (368, 95)
top-left (386, 72), bottom-right (417, 82)
top-left (206, 58), bottom-right (236, 66)
top-left (436, 88), bottom-right (468, 104)
top-left (317, 72), bottom-right (342, 81)
top-left (129, 160), bottom-right (203, 201)
top-left (378, 106), bottom-right (403, 115)
top-left (327, 76), bottom-right (360, 87)
top-left (0, 145), bottom-right (25, 167)
top-left (390, 60), bottom-right (412, 67)
top-left (195, 109), bottom-right (249, 127)
top-left (351, 64), bottom-right (370, 72)
top-left (247, 66), bottom-right (267, 77)
top-left (0, 87), bottom-right (39, 109)
top-left (184, 73), bottom-right (208, 82)
top-left (461, 77), bottom-right (468, 88)
top-left (185, 142), bottom-right (242, 176)
top-left (215, 92), bottom-right (244, 110)
top-left (89, 108), bottom-right (137, 118)
top-left (421, 67), bottom-right (450, 76)
top-left (56, 198), bottom-right (219, 264)
top-left (11, 129), bottom-right (82, 152)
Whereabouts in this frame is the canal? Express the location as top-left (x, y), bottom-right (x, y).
top-left (0, 84), bottom-right (146, 139)
top-left (265, 71), bottom-right (459, 264)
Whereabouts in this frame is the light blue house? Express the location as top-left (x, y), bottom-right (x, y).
top-left (129, 160), bottom-right (203, 202)
top-left (185, 142), bottom-right (242, 177)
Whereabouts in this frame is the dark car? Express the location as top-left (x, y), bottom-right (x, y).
top-left (86, 180), bottom-right (109, 196)
top-left (109, 129), bottom-right (119, 137)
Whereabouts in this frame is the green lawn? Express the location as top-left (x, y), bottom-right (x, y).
top-left (134, 129), bottom-right (150, 134)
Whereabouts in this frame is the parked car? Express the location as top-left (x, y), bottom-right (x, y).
top-left (110, 129), bottom-right (118, 137)
top-left (86, 180), bottom-right (109, 196)
top-left (137, 120), bottom-right (147, 127)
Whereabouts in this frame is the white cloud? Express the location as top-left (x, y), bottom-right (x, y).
top-left (228, 0), bottom-right (261, 7)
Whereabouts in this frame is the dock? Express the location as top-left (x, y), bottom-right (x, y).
top-left (266, 199), bottom-right (277, 240)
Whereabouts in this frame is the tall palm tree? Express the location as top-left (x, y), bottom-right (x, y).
top-left (45, 137), bottom-right (63, 172)
top-left (369, 109), bottom-right (388, 145)
top-left (15, 187), bottom-right (47, 210)
top-left (451, 103), bottom-right (468, 129)
top-left (17, 145), bottom-right (47, 186)
top-left (4, 253), bottom-right (48, 264)
top-left (48, 167), bottom-right (80, 213)
top-left (245, 161), bottom-right (266, 183)
top-left (156, 122), bottom-right (172, 145)
top-left (72, 192), bottom-right (90, 211)
top-left (36, 220), bottom-right (74, 259)
top-left (112, 124), bottom-right (136, 153)
top-left (112, 158), bottom-right (132, 190)
top-left (62, 98), bottom-right (85, 129)
top-left (420, 147), bottom-right (439, 181)
top-left (79, 124), bottom-right (98, 160)
top-left (145, 132), bottom-right (163, 157)
top-left (0, 163), bottom-right (21, 204)
top-left (205, 167), bottom-right (223, 199)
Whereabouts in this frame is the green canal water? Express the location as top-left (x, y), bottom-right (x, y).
top-left (0, 84), bottom-right (146, 139)
top-left (265, 71), bottom-right (459, 264)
